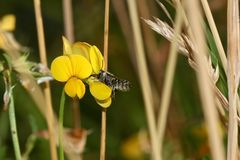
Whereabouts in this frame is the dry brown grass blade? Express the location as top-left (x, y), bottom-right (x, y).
top-left (185, 1), bottom-right (225, 160)
top-left (200, 0), bottom-right (227, 72)
top-left (62, 0), bottom-right (81, 131)
top-left (127, 0), bottom-right (161, 159)
top-left (103, 0), bottom-right (110, 69)
top-left (155, 0), bottom-right (174, 24)
top-left (202, 0), bottom-right (240, 145)
top-left (138, 0), bottom-right (163, 111)
top-left (144, 18), bottom-right (189, 56)
top-left (63, 0), bottom-right (74, 43)
top-left (138, 0), bottom-right (159, 57)
top-left (157, 3), bottom-right (183, 156)
top-left (112, 0), bottom-right (136, 68)
top-left (33, 0), bottom-right (57, 159)
top-left (144, 16), bottom-right (228, 105)
top-left (100, 0), bottom-right (110, 159)
top-left (226, 0), bottom-right (239, 159)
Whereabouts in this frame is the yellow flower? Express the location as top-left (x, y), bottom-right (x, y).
top-left (53, 36), bottom-right (112, 107)
top-left (62, 36), bottom-right (105, 74)
top-left (86, 46), bottom-right (112, 108)
top-left (51, 54), bottom-right (92, 99)
top-left (87, 77), bottom-right (112, 108)
top-left (89, 45), bottom-right (105, 74)
top-left (0, 14), bottom-right (16, 49)
top-left (0, 14), bottom-right (16, 31)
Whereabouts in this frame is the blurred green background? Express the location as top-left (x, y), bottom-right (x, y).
top-left (0, 0), bottom-right (228, 159)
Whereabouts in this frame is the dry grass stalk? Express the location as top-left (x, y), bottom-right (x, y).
top-left (200, 0), bottom-right (227, 72)
top-left (126, 0), bottom-right (161, 159)
top-left (186, 1), bottom-right (225, 160)
top-left (62, 0), bottom-right (81, 131)
top-left (144, 18), bottom-right (189, 56)
top-left (112, 0), bottom-right (136, 67)
top-left (33, 0), bottom-right (57, 160)
top-left (71, 99), bottom-right (81, 129)
top-left (103, 0), bottom-right (110, 69)
top-left (174, 1), bottom-right (228, 117)
top-left (127, 3), bottom-right (161, 114)
top-left (138, 0), bottom-right (159, 57)
top-left (157, 3), bottom-right (183, 156)
top-left (155, 0), bottom-right (174, 24)
top-left (226, 0), bottom-right (239, 159)
top-left (144, 13), bottom-right (229, 118)
top-left (63, 0), bottom-right (74, 43)
top-left (100, 0), bottom-right (110, 159)
top-left (100, 110), bottom-right (107, 160)
top-left (138, 0), bottom-right (163, 110)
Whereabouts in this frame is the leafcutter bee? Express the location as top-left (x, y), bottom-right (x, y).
top-left (95, 70), bottom-right (130, 97)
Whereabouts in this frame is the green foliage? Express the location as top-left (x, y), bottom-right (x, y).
top-left (205, 25), bottom-right (228, 97)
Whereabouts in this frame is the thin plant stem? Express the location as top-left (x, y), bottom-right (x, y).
top-left (62, 0), bottom-right (81, 129)
top-left (100, 0), bottom-right (110, 159)
top-left (175, 0), bottom-right (227, 118)
top-left (72, 99), bottom-right (81, 128)
top-left (226, 0), bottom-right (239, 159)
top-left (100, 109), bottom-right (107, 160)
top-left (138, 0), bottom-right (158, 56)
top-left (111, 0), bottom-right (136, 67)
top-left (22, 135), bottom-right (37, 160)
top-left (63, 0), bottom-right (74, 43)
top-left (59, 89), bottom-right (66, 160)
top-left (9, 94), bottom-right (21, 160)
top-left (33, 0), bottom-right (57, 160)
top-left (202, 0), bottom-right (240, 137)
top-left (157, 4), bottom-right (183, 156)
top-left (126, 0), bottom-right (161, 159)
top-left (186, 1), bottom-right (225, 160)
top-left (200, 0), bottom-right (227, 72)
top-left (103, 0), bottom-right (110, 69)
top-left (155, 0), bottom-right (174, 25)
top-left (138, 0), bottom-right (164, 102)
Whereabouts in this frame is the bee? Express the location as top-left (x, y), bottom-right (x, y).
top-left (95, 70), bottom-right (130, 96)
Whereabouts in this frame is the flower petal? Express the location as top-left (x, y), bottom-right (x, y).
top-left (72, 42), bottom-right (91, 60)
top-left (76, 79), bottom-right (86, 99)
top-left (89, 81), bottom-right (112, 100)
top-left (96, 97), bottom-right (112, 108)
top-left (64, 78), bottom-right (77, 97)
top-left (51, 56), bottom-right (72, 82)
top-left (0, 35), bottom-right (4, 49)
top-left (69, 54), bottom-right (92, 79)
top-left (89, 45), bottom-right (104, 74)
top-left (64, 77), bottom-right (85, 99)
top-left (0, 14), bottom-right (16, 31)
top-left (62, 36), bottom-right (72, 55)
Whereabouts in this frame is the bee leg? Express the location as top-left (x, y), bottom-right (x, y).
top-left (111, 90), bottom-right (116, 98)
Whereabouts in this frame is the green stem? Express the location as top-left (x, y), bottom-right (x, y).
top-left (9, 94), bottom-right (22, 160)
top-left (58, 89), bottom-right (66, 160)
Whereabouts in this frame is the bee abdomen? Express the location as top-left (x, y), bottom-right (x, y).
top-left (113, 79), bottom-right (130, 91)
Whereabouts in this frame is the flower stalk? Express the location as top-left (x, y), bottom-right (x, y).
top-left (126, 0), bottom-right (161, 159)
top-left (33, 0), bottom-right (58, 160)
top-left (7, 77), bottom-right (21, 160)
top-left (34, 0), bottom-right (58, 160)
top-left (157, 3), bottom-right (183, 156)
top-left (226, 0), bottom-right (239, 159)
top-left (59, 89), bottom-right (66, 160)
top-left (186, 0), bottom-right (225, 160)
top-left (100, 0), bottom-right (110, 159)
